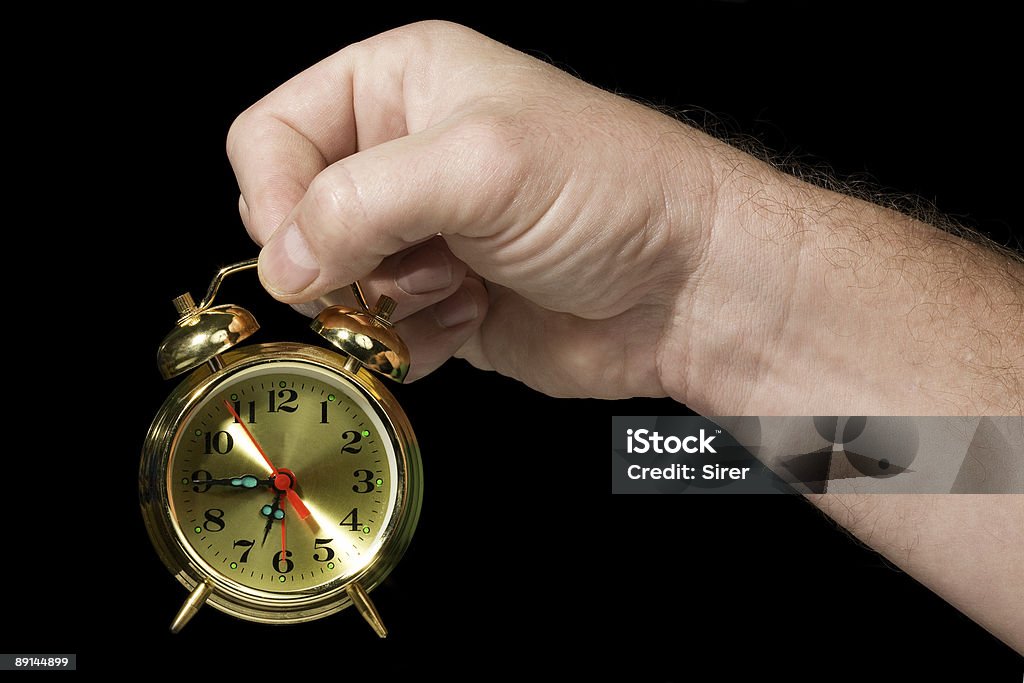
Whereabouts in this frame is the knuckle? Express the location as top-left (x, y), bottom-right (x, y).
top-left (428, 114), bottom-right (544, 235)
top-left (395, 19), bottom-right (474, 41)
top-left (358, 20), bottom-right (481, 64)
top-left (225, 106), bottom-right (258, 160)
top-left (227, 107), bottom-right (279, 158)
top-left (454, 115), bottom-right (533, 182)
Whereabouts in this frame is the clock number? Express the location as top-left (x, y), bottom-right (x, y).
top-left (312, 538), bottom-right (335, 562)
top-left (203, 508), bottom-right (225, 532)
top-left (268, 389), bottom-right (298, 413)
top-left (190, 469), bottom-right (213, 493)
top-left (272, 550), bottom-right (294, 574)
top-left (320, 400), bottom-right (329, 424)
top-left (203, 430), bottom-right (234, 455)
top-left (232, 539), bottom-right (255, 563)
top-left (352, 469), bottom-right (374, 494)
top-left (232, 400), bottom-right (256, 424)
top-left (339, 508), bottom-right (360, 531)
top-left (340, 430), bottom-right (362, 454)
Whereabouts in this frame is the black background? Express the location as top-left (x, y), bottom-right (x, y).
top-left (20, 3), bottom-right (1023, 677)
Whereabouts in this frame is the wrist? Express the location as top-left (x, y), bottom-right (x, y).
top-left (656, 142), bottom-right (817, 415)
top-left (659, 140), bottom-right (1023, 415)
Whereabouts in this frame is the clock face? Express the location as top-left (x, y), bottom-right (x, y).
top-left (165, 361), bottom-right (400, 593)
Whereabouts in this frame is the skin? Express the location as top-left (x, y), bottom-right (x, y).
top-left (227, 21), bottom-right (1024, 653)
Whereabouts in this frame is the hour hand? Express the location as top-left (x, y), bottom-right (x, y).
top-left (260, 495), bottom-right (285, 547)
top-left (194, 474), bottom-right (270, 489)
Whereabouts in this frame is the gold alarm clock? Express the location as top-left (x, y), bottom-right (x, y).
top-left (140, 258), bottom-right (422, 636)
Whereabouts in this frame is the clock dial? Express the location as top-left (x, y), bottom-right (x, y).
top-left (166, 361), bottom-right (399, 593)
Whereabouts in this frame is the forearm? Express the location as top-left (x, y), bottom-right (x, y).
top-left (662, 142), bottom-right (1024, 416)
top-left (812, 493), bottom-right (1024, 654)
top-left (659, 136), bottom-right (1024, 653)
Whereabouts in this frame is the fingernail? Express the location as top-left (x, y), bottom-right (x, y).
top-left (434, 288), bottom-right (478, 328)
top-left (395, 246), bottom-right (452, 294)
top-left (260, 223), bottom-right (319, 294)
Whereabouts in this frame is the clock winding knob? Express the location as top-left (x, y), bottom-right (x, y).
top-left (372, 295), bottom-right (396, 323)
top-left (172, 292), bottom-right (198, 319)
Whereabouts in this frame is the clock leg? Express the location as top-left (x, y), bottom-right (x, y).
top-left (346, 581), bottom-right (387, 638)
top-left (170, 581), bottom-right (212, 634)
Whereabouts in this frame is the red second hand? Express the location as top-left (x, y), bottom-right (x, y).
top-left (223, 399), bottom-right (311, 520)
top-left (280, 495), bottom-right (288, 572)
top-left (224, 399), bottom-right (278, 473)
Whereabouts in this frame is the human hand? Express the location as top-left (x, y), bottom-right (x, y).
top-left (228, 21), bottom-right (724, 399)
top-left (229, 21), bottom-right (1023, 417)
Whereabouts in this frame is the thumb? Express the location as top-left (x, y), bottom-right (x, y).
top-left (257, 115), bottom-right (547, 303)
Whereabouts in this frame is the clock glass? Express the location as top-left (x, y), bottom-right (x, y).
top-left (167, 361), bottom-right (399, 594)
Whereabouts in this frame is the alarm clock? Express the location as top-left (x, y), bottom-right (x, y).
top-left (140, 258), bottom-right (421, 636)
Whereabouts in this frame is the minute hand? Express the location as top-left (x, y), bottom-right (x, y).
top-left (197, 475), bottom-right (271, 489)
top-left (222, 399), bottom-right (311, 520)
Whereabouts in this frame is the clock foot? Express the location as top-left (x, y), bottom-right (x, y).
top-left (346, 582), bottom-right (387, 638)
top-left (170, 581), bottom-right (212, 634)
